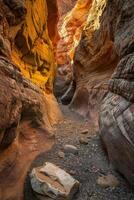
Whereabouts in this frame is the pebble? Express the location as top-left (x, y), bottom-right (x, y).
top-left (97, 174), bottom-right (120, 188)
top-left (79, 137), bottom-right (89, 145)
top-left (69, 170), bottom-right (76, 175)
top-left (64, 144), bottom-right (78, 154)
top-left (81, 129), bottom-right (89, 135)
top-left (58, 151), bottom-right (65, 158)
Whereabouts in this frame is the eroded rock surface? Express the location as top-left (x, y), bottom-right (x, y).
top-left (71, 0), bottom-right (117, 124)
top-left (0, 0), bottom-right (62, 199)
top-left (67, 0), bottom-right (134, 186)
top-left (88, 0), bottom-right (134, 187)
top-left (1, 0), bottom-right (58, 91)
top-left (54, 0), bottom-right (93, 101)
top-left (0, 56), bottom-right (57, 200)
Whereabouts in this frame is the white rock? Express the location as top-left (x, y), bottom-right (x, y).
top-left (30, 162), bottom-right (80, 200)
top-left (64, 144), bottom-right (78, 154)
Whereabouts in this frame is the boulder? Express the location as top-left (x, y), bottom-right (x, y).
top-left (30, 162), bottom-right (80, 199)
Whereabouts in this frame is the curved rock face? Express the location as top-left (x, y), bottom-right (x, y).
top-left (54, 0), bottom-right (93, 101)
top-left (70, 0), bottom-right (117, 123)
top-left (56, 0), bottom-right (92, 65)
top-left (0, 1), bottom-right (62, 199)
top-left (99, 0), bottom-right (134, 186)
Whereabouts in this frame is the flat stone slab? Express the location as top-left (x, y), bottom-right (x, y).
top-left (30, 162), bottom-right (80, 200)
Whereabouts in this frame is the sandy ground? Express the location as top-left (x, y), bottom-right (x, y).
top-left (24, 105), bottom-right (134, 200)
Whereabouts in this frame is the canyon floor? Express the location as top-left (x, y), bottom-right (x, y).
top-left (24, 104), bottom-right (134, 200)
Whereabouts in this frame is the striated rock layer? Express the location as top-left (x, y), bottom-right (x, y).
top-left (99, 0), bottom-right (134, 187)
top-left (57, 0), bottom-right (134, 189)
top-left (71, 0), bottom-right (134, 186)
top-left (0, 0), bottom-right (62, 199)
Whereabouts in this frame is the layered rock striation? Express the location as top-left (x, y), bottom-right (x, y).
top-left (99, 0), bottom-right (134, 187)
top-left (0, 0), bottom-right (62, 199)
top-left (71, 0), bottom-right (134, 186)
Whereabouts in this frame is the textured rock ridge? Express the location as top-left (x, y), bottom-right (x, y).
top-left (69, 0), bottom-right (134, 186)
top-left (99, 0), bottom-right (134, 186)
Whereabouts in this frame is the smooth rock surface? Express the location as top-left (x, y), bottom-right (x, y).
top-left (64, 144), bottom-right (78, 154)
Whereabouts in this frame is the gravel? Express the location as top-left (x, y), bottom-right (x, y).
top-left (24, 105), bottom-right (134, 200)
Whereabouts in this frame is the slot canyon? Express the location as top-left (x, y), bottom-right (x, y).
top-left (0, 0), bottom-right (134, 200)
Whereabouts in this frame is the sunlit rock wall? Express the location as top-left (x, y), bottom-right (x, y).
top-left (4, 0), bottom-right (57, 92)
top-left (0, 1), bottom-right (62, 199)
top-left (54, 0), bottom-right (93, 101)
top-left (56, 0), bottom-right (92, 65)
top-left (57, 0), bottom-right (77, 16)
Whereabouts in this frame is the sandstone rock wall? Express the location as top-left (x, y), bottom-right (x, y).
top-left (54, 0), bottom-right (94, 102)
top-left (70, 0), bottom-right (118, 126)
top-left (0, 1), bottom-right (62, 199)
top-left (71, 0), bottom-right (134, 186)
top-left (99, 0), bottom-right (134, 186)
top-left (57, 0), bottom-right (77, 17)
top-left (1, 0), bottom-right (58, 92)
top-left (56, 0), bottom-right (92, 65)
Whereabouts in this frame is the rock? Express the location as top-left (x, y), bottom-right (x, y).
top-left (97, 174), bottom-right (119, 188)
top-left (81, 129), bottom-right (89, 135)
top-left (58, 151), bottom-right (65, 158)
top-left (64, 144), bottom-right (78, 154)
top-left (69, 170), bottom-right (76, 176)
top-left (79, 137), bottom-right (89, 145)
top-left (30, 162), bottom-right (80, 200)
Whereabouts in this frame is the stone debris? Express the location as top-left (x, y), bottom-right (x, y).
top-left (79, 137), bottom-right (89, 145)
top-left (64, 144), bottom-right (78, 154)
top-left (69, 170), bottom-right (76, 176)
top-left (30, 162), bottom-right (80, 199)
top-left (58, 151), bottom-right (65, 158)
top-left (97, 174), bottom-right (119, 188)
top-left (81, 129), bottom-right (89, 135)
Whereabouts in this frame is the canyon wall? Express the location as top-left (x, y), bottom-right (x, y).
top-left (70, 0), bottom-right (117, 126)
top-left (70, 0), bottom-right (134, 186)
top-left (0, 0), bottom-right (62, 199)
top-left (54, 0), bottom-right (93, 102)
top-left (99, 0), bottom-right (134, 187)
